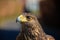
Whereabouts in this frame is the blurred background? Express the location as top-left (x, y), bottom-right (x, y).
top-left (0, 0), bottom-right (59, 40)
top-left (0, 0), bottom-right (25, 40)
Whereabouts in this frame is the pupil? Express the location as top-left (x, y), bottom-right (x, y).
top-left (26, 16), bottom-right (30, 19)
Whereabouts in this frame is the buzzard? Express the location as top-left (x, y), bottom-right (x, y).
top-left (16, 13), bottom-right (55, 40)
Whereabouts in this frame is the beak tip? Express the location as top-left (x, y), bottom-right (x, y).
top-left (16, 18), bottom-right (18, 23)
top-left (16, 17), bottom-right (21, 23)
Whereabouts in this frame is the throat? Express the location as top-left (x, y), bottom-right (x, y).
top-left (23, 25), bottom-right (46, 40)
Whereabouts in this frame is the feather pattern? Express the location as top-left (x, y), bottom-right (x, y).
top-left (16, 14), bottom-right (55, 40)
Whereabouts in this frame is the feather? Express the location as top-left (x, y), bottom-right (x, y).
top-left (16, 13), bottom-right (55, 40)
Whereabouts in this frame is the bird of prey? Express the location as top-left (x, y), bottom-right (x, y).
top-left (16, 13), bottom-right (55, 40)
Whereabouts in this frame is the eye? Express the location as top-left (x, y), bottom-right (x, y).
top-left (26, 16), bottom-right (31, 19)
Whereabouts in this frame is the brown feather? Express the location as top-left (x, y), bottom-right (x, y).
top-left (16, 14), bottom-right (55, 40)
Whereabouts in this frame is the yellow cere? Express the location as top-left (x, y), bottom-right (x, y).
top-left (19, 15), bottom-right (27, 22)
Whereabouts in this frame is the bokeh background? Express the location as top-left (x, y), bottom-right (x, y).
top-left (0, 0), bottom-right (25, 40)
top-left (0, 0), bottom-right (59, 40)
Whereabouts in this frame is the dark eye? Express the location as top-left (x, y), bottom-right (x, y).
top-left (26, 16), bottom-right (31, 19)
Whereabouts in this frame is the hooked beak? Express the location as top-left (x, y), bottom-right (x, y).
top-left (16, 15), bottom-right (27, 23)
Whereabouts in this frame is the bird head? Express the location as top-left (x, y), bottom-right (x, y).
top-left (16, 13), bottom-right (37, 24)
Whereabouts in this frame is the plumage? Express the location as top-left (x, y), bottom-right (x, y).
top-left (16, 13), bottom-right (55, 40)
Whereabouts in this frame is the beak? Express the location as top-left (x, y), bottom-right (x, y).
top-left (16, 16), bottom-right (21, 23)
top-left (16, 15), bottom-right (27, 23)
